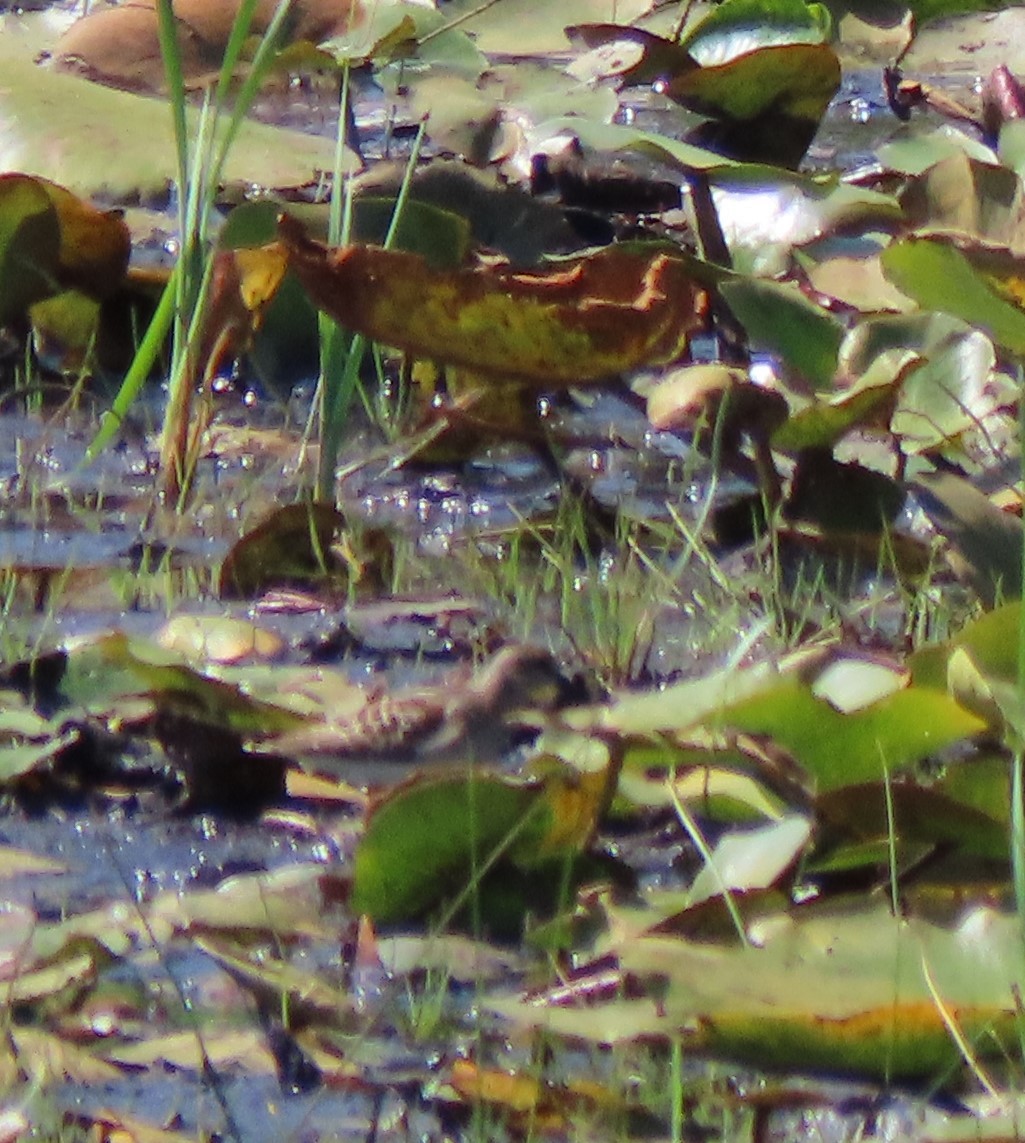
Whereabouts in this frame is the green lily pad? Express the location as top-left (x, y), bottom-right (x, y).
top-left (58, 630), bottom-right (305, 736)
top-left (881, 234), bottom-right (1025, 358)
top-left (816, 780), bottom-right (1009, 863)
top-left (323, 0), bottom-right (486, 74)
top-left (720, 277), bottom-right (844, 390)
top-left (351, 771), bottom-right (547, 925)
top-left (713, 675), bottom-right (986, 791)
top-left (771, 349), bottom-right (916, 452)
top-left (495, 900), bottom-right (1025, 1079)
top-left (436, 0), bottom-right (655, 55)
top-left (679, 0), bottom-right (832, 60)
top-left (910, 600), bottom-right (1024, 689)
top-left (900, 152), bottom-right (1025, 244)
top-left (877, 125), bottom-right (997, 178)
top-left (568, 10), bottom-right (839, 166)
top-left (0, 31), bottom-right (356, 199)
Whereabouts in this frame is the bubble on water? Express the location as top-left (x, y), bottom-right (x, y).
top-left (849, 96), bottom-right (871, 123)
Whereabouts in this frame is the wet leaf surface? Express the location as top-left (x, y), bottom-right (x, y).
top-left (277, 216), bottom-right (709, 384)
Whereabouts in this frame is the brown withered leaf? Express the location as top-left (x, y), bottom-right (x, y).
top-left (55, 0), bottom-right (364, 92)
top-left (277, 215), bottom-right (707, 384)
top-left (218, 502), bottom-right (348, 600)
top-left (55, 2), bottom-right (213, 92)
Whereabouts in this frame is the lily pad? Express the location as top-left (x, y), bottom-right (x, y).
top-left (0, 32), bottom-right (357, 199)
top-left (217, 502), bottom-right (349, 600)
top-left (570, 12), bottom-right (840, 166)
top-left (881, 233), bottom-right (1025, 358)
top-left (0, 173), bottom-right (130, 326)
top-left (712, 675), bottom-right (986, 791)
top-left (351, 771), bottom-right (547, 925)
top-left (495, 900), bottom-right (1025, 1079)
top-left (436, 0), bottom-right (655, 56)
top-left (277, 216), bottom-right (707, 384)
top-left (911, 470), bottom-right (1023, 605)
top-left (720, 277), bottom-right (844, 390)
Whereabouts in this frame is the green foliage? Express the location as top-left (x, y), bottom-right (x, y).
top-left (720, 277), bottom-right (844, 390)
top-left (882, 236), bottom-right (1025, 357)
top-left (351, 771), bottom-right (546, 925)
top-left (679, 0), bottom-right (833, 55)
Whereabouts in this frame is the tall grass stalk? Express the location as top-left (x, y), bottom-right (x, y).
top-left (315, 61), bottom-right (358, 501)
top-left (315, 116), bottom-right (428, 501)
top-left (666, 771), bottom-right (750, 947)
top-left (1015, 364), bottom-right (1025, 944)
top-left (86, 0), bottom-right (293, 501)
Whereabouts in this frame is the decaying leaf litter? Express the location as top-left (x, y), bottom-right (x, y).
top-left (6, 0), bottom-right (1025, 1139)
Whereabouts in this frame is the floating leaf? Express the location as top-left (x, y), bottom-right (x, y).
top-left (816, 780), bottom-right (1009, 863)
top-left (148, 863), bottom-right (335, 939)
top-left (900, 152), bottom-right (1025, 244)
top-left (351, 771), bottom-right (546, 924)
top-left (155, 615), bottom-right (284, 665)
top-left (601, 656), bottom-right (788, 737)
top-left (616, 760), bottom-right (788, 822)
top-left (881, 233), bottom-right (1025, 357)
top-left (772, 349), bottom-right (917, 452)
top-left (911, 601), bottom-right (1023, 689)
top-left (106, 1028), bottom-right (276, 1074)
top-left (573, 2), bottom-right (838, 167)
top-left (55, 0), bottom-right (359, 91)
top-left (712, 675), bottom-right (986, 791)
top-left (6, 1026), bottom-right (122, 1085)
top-left (0, 173), bottom-right (129, 327)
top-left (911, 470), bottom-right (1023, 605)
top-left (0, 845), bottom-right (66, 879)
top-left (218, 502), bottom-right (349, 600)
top-left (680, 0), bottom-right (832, 59)
top-left (322, 0), bottom-right (485, 73)
top-left (496, 901), bottom-right (1025, 1078)
top-left (831, 312), bottom-right (1000, 456)
top-left (438, 0), bottom-right (655, 55)
top-left (686, 815), bottom-right (811, 908)
top-left (218, 501), bottom-right (394, 605)
top-left (671, 44), bottom-right (839, 155)
top-left (720, 277), bottom-right (844, 390)
top-left (810, 655), bottom-right (909, 713)
top-left (58, 630), bottom-right (306, 736)
top-left (352, 755), bottom-right (607, 927)
top-left (646, 363), bottom-right (788, 440)
top-left (278, 217), bottom-right (707, 384)
top-left (0, 30), bottom-right (356, 198)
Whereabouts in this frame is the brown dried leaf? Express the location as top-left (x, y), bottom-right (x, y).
top-left (277, 216), bottom-right (708, 384)
top-left (55, 0), bottom-right (364, 91)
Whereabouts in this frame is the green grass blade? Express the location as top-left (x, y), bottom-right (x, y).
top-left (213, 0), bottom-right (266, 108)
top-left (210, 0), bottom-right (295, 188)
top-left (154, 0), bottom-right (188, 199)
top-left (84, 265), bottom-right (179, 461)
top-left (316, 117), bottom-right (428, 500)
